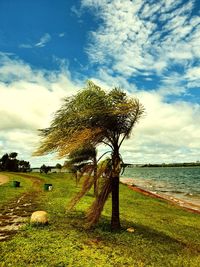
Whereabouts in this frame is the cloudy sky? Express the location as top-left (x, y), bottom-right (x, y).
top-left (0, 0), bottom-right (200, 167)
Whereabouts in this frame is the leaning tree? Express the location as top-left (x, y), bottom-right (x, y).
top-left (34, 81), bottom-right (144, 231)
top-left (67, 144), bottom-right (98, 195)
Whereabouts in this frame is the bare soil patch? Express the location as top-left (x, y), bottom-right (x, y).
top-left (0, 174), bottom-right (43, 241)
top-left (0, 174), bottom-right (9, 185)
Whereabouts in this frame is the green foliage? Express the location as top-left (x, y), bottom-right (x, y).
top-left (66, 144), bottom-right (98, 193)
top-left (68, 144), bottom-right (96, 165)
top-left (0, 153), bottom-right (18, 172)
top-left (34, 81), bottom-right (145, 157)
top-left (9, 152), bottom-right (18, 159)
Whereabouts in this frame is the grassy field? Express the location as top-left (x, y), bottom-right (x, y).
top-left (0, 172), bottom-right (200, 267)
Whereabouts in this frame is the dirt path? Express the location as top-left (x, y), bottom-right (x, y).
top-left (0, 174), bottom-right (43, 242)
top-left (0, 174), bottom-right (9, 185)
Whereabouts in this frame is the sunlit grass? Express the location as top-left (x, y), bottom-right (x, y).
top-left (0, 172), bottom-right (200, 267)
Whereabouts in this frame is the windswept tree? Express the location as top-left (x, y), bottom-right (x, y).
top-left (34, 81), bottom-right (145, 231)
top-left (68, 144), bottom-right (98, 196)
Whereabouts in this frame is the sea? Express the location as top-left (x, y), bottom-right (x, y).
top-left (121, 167), bottom-right (200, 207)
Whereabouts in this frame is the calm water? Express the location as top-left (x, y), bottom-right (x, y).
top-left (121, 167), bottom-right (200, 204)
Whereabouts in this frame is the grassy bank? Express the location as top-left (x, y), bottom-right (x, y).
top-left (0, 172), bottom-right (200, 267)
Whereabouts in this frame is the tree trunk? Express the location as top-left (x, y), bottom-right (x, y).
top-left (111, 149), bottom-right (121, 231)
top-left (93, 157), bottom-right (98, 197)
top-left (75, 171), bottom-right (78, 187)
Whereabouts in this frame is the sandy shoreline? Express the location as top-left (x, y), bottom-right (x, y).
top-left (0, 174), bottom-right (9, 185)
top-left (120, 178), bottom-right (200, 215)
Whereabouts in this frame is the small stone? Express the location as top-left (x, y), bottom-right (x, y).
top-left (126, 227), bottom-right (135, 233)
top-left (48, 185), bottom-right (53, 191)
top-left (30, 211), bottom-right (48, 225)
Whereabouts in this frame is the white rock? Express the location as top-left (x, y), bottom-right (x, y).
top-left (126, 227), bottom-right (135, 233)
top-left (30, 211), bottom-right (48, 225)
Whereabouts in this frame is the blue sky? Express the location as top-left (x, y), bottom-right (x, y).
top-left (0, 0), bottom-right (200, 166)
top-left (0, 1), bottom-right (93, 73)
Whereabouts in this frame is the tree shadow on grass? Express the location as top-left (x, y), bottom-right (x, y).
top-left (64, 210), bottom-right (200, 255)
top-left (90, 216), bottom-right (191, 252)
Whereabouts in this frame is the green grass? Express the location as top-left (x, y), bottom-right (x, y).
top-left (0, 172), bottom-right (200, 267)
top-left (0, 173), bottom-right (34, 206)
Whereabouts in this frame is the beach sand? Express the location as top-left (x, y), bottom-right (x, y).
top-left (0, 174), bottom-right (9, 185)
top-left (120, 178), bottom-right (200, 215)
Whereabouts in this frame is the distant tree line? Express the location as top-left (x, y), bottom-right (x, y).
top-left (141, 162), bottom-right (200, 167)
top-left (0, 152), bottom-right (31, 172)
top-left (39, 163), bottom-right (62, 174)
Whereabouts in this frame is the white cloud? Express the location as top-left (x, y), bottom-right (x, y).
top-left (19, 44), bottom-right (32, 49)
top-left (186, 66), bottom-right (200, 80)
top-left (19, 33), bottom-right (52, 49)
top-left (120, 91), bottom-right (200, 163)
top-left (35, 33), bottom-right (51, 47)
top-left (58, 32), bottom-right (65, 37)
top-left (82, 0), bottom-right (200, 96)
top-left (80, 71), bottom-right (200, 163)
top-left (1, 48), bottom-right (200, 167)
top-left (71, 5), bottom-right (82, 18)
top-left (88, 68), bottom-right (138, 92)
top-left (76, 0), bottom-right (200, 164)
top-left (185, 66), bottom-right (200, 88)
top-left (0, 53), bottom-right (81, 166)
